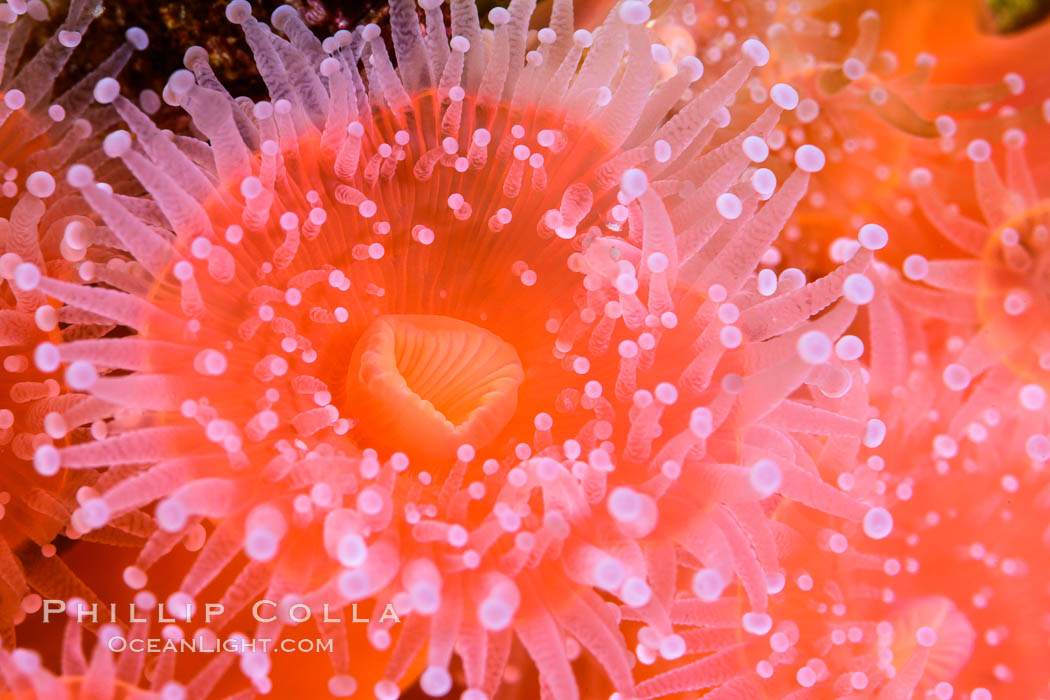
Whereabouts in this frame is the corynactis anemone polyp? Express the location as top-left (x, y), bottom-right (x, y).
top-left (900, 133), bottom-right (1050, 389)
top-left (13, 0), bottom-right (896, 696)
top-left (869, 337), bottom-right (1050, 698)
top-left (684, 0), bottom-right (1043, 274)
top-left (0, 0), bottom-right (151, 644)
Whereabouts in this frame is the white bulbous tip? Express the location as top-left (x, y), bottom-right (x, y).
top-left (908, 167), bottom-right (932, 188)
top-left (271, 4), bottom-right (297, 29)
top-left (770, 83), bottom-right (799, 110)
top-left (752, 168), bottom-right (776, 197)
top-left (183, 45), bottom-right (209, 68)
top-left (168, 69), bottom-right (196, 97)
top-left (253, 100), bottom-right (273, 120)
top-left (57, 30), bottom-right (81, 48)
top-left (225, 0), bottom-right (253, 24)
top-left (621, 168), bottom-right (649, 200)
top-left (25, 171), bottom-right (55, 198)
top-left (678, 56), bottom-right (703, 81)
top-left (966, 139), bottom-right (991, 163)
top-left (716, 193), bottom-right (742, 220)
top-left (651, 44), bottom-right (672, 65)
top-left (742, 38), bottom-right (770, 66)
top-left (162, 84), bottom-right (181, 107)
top-left (488, 7), bottom-right (510, 25)
top-left (420, 667), bottom-right (453, 697)
top-left (573, 29), bottom-right (593, 47)
top-left (419, 0), bottom-right (443, 9)
top-left (33, 445), bottom-right (60, 477)
top-left (858, 223), bottom-right (888, 250)
top-left (450, 35), bottom-right (470, 52)
top-left (70, 118), bottom-right (92, 138)
top-left (26, 0), bottom-right (48, 21)
top-left (3, 89), bottom-right (25, 110)
top-left (34, 342), bottom-right (60, 373)
top-left (794, 144), bottom-right (825, 173)
top-left (80, 498), bottom-right (110, 529)
top-left (863, 507), bottom-right (893, 539)
top-left (842, 57), bottom-right (866, 80)
top-left (1003, 72), bottom-right (1024, 95)
top-left (125, 26), bottom-right (149, 50)
top-left (327, 675), bottom-right (357, 698)
top-left (320, 57), bottom-right (341, 77)
top-left (1002, 128), bottom-right (1025, 148)
top-left (103, 130), bottom-right (133, 158)
top-left (66, 164), bottom-right (95, 188)
top-left (13, 262), bottom-right (41, 291)
top-left (619, 0), bottom-right (651, 25)
top-left (915, 51), bottom-right (936, 67)
top-left (92, 78), bottom-right (120, 104)
top-left (797, 330), bottom-right (832, 365)
top-left (362, 24), bottom-right (382, 42)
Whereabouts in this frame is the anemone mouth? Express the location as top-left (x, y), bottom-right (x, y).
top-left (346, 315), bottom-right (524, 463)
top-left (989, 201), bottom-right (1050, 295)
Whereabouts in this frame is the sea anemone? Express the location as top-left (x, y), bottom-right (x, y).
top-left (17, 0), bottom-right (902, 696)
top-left (900, 131), bottom-right (1049, 388)
top-left (865, 328), bottom-right (1050, 698)
top-left (0, 0), bottom-right (151, 645)
top-left (687, 259), bottom-right (1050, 698)
top-left (659, 1), bottom-right (1050, 275)
top-left (803, 302), bottom-right (1050, 698)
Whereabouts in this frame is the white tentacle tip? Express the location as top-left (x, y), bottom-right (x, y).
top-left (103, 130), bottom-right (133, 158)
top-left (678, 56), bottom-right (703, 82)
top-left (362, 24), bottom-right (382, 42)
top-left (620, 168), bottom-right (648, 200)
top-left (26, 171), bottom-right (55, 198)
top-left (167, 69), bottom-right (196, 97)
top-left (225, 0), bottom-right (253, 24)
top-left (271, 5), bottom-right (298, 29)
top-left (13, 262), bottom-right (41, 291)
top-left (908, 167), bottom-right (932, 188)
top-left (619, 1), bottom-right (651, 25)
top-left (794, 144), bottom-right (825, 173)
top-left (770, 83), bottom-right (799, 110)
top-left (183, 45), bottom-right (209, 68)
top-left (33, 445), bottom-right (61, 477)
top-left (66, 164), bottom-right (95, 188)
top-left (742, 39), bottom-right (770, 66)
top-left (92, 78), bottom-right (120, 105)
top-left (125, 27), bottom-right (149, 50)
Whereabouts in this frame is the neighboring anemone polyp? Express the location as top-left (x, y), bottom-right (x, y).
top-left (978, 199), bottom-right (1050, 386)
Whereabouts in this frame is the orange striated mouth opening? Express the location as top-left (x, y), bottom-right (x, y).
top-left (346, 314), bottom-right (524, 462)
